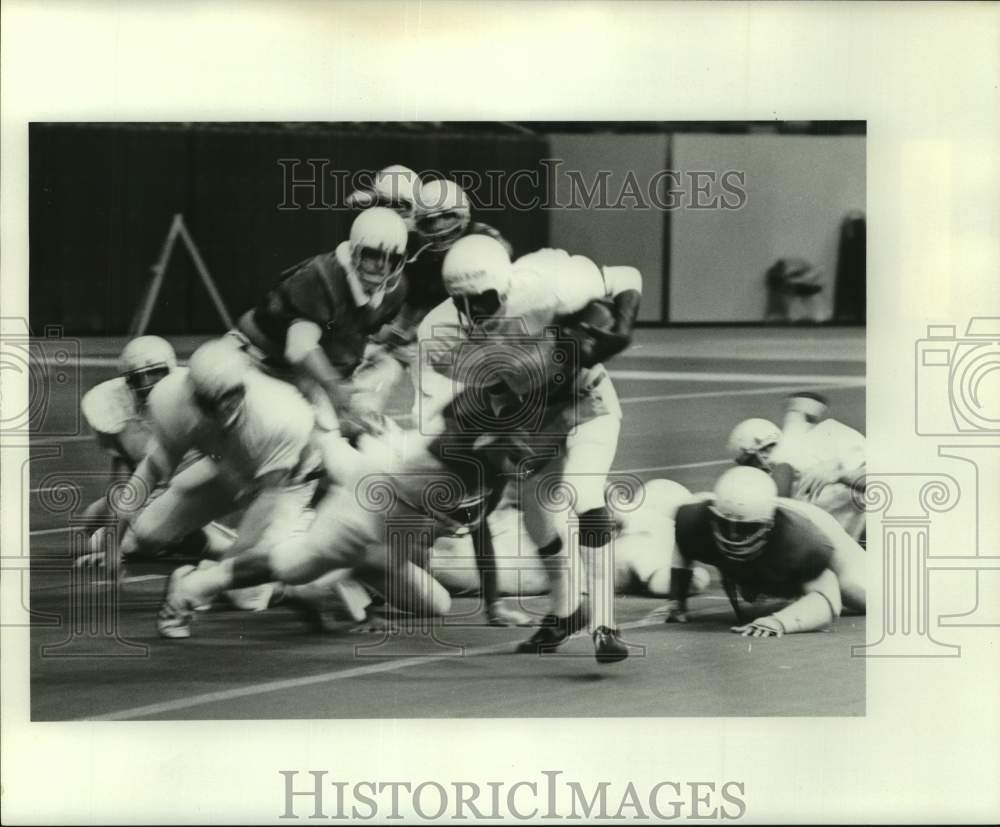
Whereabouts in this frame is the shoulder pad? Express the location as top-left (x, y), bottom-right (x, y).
top-left (80, 378), bottom-right (134, 435)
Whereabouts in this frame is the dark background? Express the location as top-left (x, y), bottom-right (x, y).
top-left (29, 121), bottom-right (865, 334)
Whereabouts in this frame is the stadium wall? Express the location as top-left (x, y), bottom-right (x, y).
top-left (29, 123), bottom-right (550, 335)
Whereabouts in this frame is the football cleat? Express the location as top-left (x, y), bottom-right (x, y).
top-left (515, 604), bottom-right (589, 653)
top-left (157, 565), bottom-right (197, 639)
top-left (593, 626), bottom-right (629, 665)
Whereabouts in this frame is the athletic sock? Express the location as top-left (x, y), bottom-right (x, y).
top-left (581, 543), bottom-right (615, 632)
top-left (539, 539), bottom-right (582, 619)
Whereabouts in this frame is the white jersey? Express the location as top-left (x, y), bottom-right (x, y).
top-left (147, 368), bottom-right (320, 485)
top-left (81, 377), bottom-right (156, 466)
top-left (416, 247), bottom-right (622, 429)
top-left (770, 418), bottom-right (866, 540)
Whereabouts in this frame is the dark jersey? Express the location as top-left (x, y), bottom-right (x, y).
top-left (674, 500), bottom-right (834, 599)
top-left (242, 243), bottom-right (407, 378)
top-left (377, 222), bottom-right (511, 345)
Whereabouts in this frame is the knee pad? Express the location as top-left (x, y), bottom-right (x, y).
top-left (577, 506), bottom-right (616, 548)
top-left (537, 537), bottom-right (563, 558)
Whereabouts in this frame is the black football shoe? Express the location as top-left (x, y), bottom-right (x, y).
top-left (593, 625), bottom-right (629, 665)
top-left (515, 604), bottom-right (589, 654)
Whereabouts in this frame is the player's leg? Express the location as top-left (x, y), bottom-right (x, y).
top-left (564, 413), bottom-right (628, 663)
top-left (157, 480), bottom-right (317, 638)
top-left (121, 457), bottom-right (239, 558)
top-left (515, 457), bottom-right (588, 652)
top-left (829, 537), bottom-right (867, 615)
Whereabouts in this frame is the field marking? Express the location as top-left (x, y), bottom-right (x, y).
top-left (619, 383), bottom-right (863, 405)
top-left (78, 604), bottom-right (734, 721)
top-left (609, 369), bottom-right (864, 385)
top-left (614, 459), bottom-right (729, 475)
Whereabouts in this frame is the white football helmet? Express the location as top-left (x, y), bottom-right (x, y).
top-left (118, 335), bottom-right (177, 405)
top-left (347, 164), bottom-right (421, 226)
top-left (441, 235), bottom-right (512, 331)
top-left (349, 207), bottom-right (409, 296)
top-left (726, 418), bottom-right (782, 469)
top-left (413, 178), bottom-right (471, 251)
top-left (708, 466), bottom-right (778, 561)
top-left (188, 338), bottom-right (251, 426)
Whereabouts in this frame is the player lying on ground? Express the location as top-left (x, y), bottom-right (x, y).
top-left (79, 335), bottom-right (233, 562)
top-left (420, 236), bottom-right (642, 664)
top-left (660, 466), bottom-right (866, 637)
top-left (726, 392), bottom-right (866, 542)
top-left (429, 478), bottom-right (711, 600)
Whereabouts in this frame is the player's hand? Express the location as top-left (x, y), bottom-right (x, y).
top-left (577, 323), bottom-right (631, 364)
top-left (731, 616), bottom-right (785, 638)
top-left (797, 460), bottom-right (843, 496)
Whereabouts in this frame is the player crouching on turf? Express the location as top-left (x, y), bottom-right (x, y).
top-left (79, 336), bottom-right (233, 564)
top-left (726, 392), bottom-right (867, 543)
top-left (661, 466), bottom-right (866, 637)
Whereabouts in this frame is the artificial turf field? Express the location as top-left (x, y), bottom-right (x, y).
top-left (23, 327), bottom-right (866, 720)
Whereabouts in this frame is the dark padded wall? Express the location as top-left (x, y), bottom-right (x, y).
top-left (30, 123), bottom-right (550, 334)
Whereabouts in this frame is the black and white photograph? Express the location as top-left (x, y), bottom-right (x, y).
top-left (25, 119), bottom-right (867, 720)
top-left (2, 2), bottom-right (997, 824)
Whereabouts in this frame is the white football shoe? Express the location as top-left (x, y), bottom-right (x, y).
top-left (157, 565), bottom-right (197, 639)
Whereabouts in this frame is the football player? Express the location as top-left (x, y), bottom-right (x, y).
top-left (233, 206), bottom-right (410, 437)
top-left (345, 164), bottom-right (422, 230)
top-left (81, 335), bottom-right (177, 471)
top-left (154, 380), bottom-right (555, 639)
top-left (78, 336), bottom-right (235, 561)
top-left (355, 179), bottom-right (513, 410)
top-left (420, 236), bottom-right (642, 664)
top-left (726, 392), bottom-right (866, 542)
top-left (662, 466), bottom-right (866, 637)
top-left (108, 339), bottom-right (319, 575)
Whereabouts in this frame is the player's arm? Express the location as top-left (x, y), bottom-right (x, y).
top-left (566, 265), bottom-right (644, 367)
top-left (109, 434), bottom-right (183, 534)
top-left (735, 568), bottom-right (842, 637)
top-left (285, 318), bottom-right (352, 417)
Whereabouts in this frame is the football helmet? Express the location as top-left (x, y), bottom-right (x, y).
top-left (349, 207), bottom-right (409, 297)
top-left (441, 235), bottom-right (512, 331)
top-left (413, 178), bottom-right (471, 251)
top-left (726, 418), bottom-right (782, 469)
top-left (347, 165), bottom-right (421, 224)
top-left (118, 335), bottom-right (177, 405)
top-left (708, 466), bottom-right (778, 562)
top-left (188, 338), bottom-right (251, 426)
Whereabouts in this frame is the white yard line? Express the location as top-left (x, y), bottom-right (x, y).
top-left (78, 604), bottom-right (734, 721)
top-left (609, 369), bottom-right (864, 385)
top-left (619, 383), bottom-right (862, 405)
top-left (614, 459), bottom-right (730, 475)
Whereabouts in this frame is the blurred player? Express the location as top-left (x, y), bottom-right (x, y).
top-left (233, 206), bottom-right (409, 438)
top-left (109, 339), bottom-right (319, 577)
top-left (155, 380), bottom-right (556, 639)
top-left (727, 392), bottom-right (866, 542)
top-left (662, 466), bottom-right (866, 637)
top-left (422, 236), bottom-right (642, 664)
top-left (79, 336), bottom-right (233, 561)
